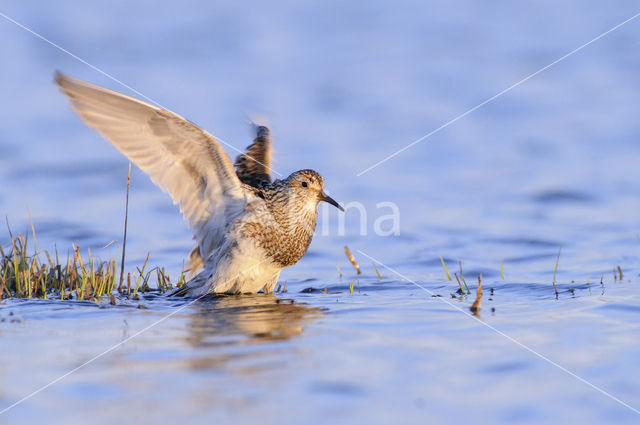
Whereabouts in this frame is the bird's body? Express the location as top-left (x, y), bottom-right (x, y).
top-left (184, 169), bottom-right (329, 296)
top-left (55, 72), bottom-right (343, 296)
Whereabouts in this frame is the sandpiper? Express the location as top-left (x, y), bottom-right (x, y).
top-left (55, 72), bottom-right (343, 296)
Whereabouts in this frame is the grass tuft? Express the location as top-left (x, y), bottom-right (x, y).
top-left (0, 225), bottom-right (183, 301)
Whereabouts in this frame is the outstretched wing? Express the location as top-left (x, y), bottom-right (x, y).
top-left (234, 124), bottom-right (272, 188)
top-left (55, 72), bottom-right (251, 268)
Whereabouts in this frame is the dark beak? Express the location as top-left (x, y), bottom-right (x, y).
top-left (320, 191), bottom-right (344, 211)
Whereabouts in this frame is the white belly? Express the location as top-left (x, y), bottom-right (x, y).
top-left (186, 236), bottom-right (282, 296)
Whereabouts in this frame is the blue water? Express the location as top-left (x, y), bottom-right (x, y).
top-left (1, 1), bottom-right (640, 424)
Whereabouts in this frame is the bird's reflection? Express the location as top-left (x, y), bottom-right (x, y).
top-left (184, 294), bottom-right (323, 370)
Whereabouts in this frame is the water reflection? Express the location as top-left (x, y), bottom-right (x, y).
top-left (184, 294), bottom-right (323, 370)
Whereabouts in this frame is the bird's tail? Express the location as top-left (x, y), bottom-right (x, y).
top-left (168, 285), bottom-right (190, 297)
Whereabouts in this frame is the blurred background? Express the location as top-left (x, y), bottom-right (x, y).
top-left (1, 2), bottom-right (640, 424)
top-left (1, 1), bottom-right (639, 281)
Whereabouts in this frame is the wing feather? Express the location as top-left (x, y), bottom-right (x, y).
top-left (55, 72), bottom-right (253, 271)
top-left (234, 124), bottom-right (272, 188)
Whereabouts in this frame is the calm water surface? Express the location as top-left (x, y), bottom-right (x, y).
top-left (1, 1), bottom-right (640, 424)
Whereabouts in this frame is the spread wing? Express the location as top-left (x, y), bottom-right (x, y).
top-left (55, 72), bottom-right (253, 269)
top-left (234, 124), bottom-right (272, 188)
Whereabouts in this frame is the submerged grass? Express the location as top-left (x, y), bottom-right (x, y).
top-left (470, 274), bottom-right (482, 315)
top-left (440, 257), bottom-right (452, 281)
top-left (0, 228), bottom-right (185, 301)
top-left (552, 247), bottom-right (561, 298)
top-left (373, 263), bottom-right (383, 280)
top-left (119, 162), bottom-right (132, 289)
top-left (458, 261), bottom-right (470, 294)
top-left (453, 273), bottom-right (464, 294)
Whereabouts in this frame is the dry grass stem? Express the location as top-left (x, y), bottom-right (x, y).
top-left (344, 245), bottom-right (361, 275)
top-left (470, 274), bottom-right (483, 314)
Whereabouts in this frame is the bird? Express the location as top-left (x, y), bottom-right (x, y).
top-left (54, 71), bottom-right (344, 296)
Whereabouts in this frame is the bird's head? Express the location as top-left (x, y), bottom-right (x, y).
top-left (287, 169), bottom-right (344, 212)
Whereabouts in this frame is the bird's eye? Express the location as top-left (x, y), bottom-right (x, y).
top-left (301, 181), bottom-right (308, 188)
